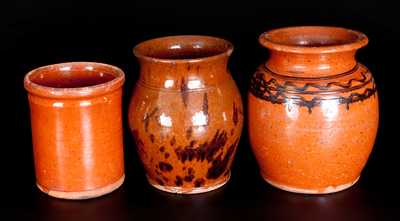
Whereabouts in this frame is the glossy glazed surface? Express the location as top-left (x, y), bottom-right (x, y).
top-left (24, 62), bottom-right (125, 199)
top-left (248, 27), bottom-right (379, 194)
top-left (129, 36), bottom-right (243, 194)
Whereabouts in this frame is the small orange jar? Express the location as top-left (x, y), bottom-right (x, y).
top-left (24, 62), bottom-right (125, 199)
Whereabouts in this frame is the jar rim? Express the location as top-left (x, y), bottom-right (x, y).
top-left (24, 62), bottom-right (125, 99)
top-left (133, 35), bottom-right (233, 63)
top-left (259, 26), bottom-right (368, 54)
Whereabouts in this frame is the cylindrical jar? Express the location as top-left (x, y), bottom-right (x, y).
top-left (24, 62), bottom-right (125, 199)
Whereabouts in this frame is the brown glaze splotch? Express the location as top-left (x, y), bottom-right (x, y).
top-left (186, 127), bottom-right (193, 140)
top-left (24, 62), bottom-right (125, 199)
top-left (248, 27), bottom-right (379, 194)
top-left (158, 162), bottom-right (173, 172)
top-left (143, 107), bottom-right (158, 133)
top-left (202, 93), bottom-right (209, 116)
top-left (175, 176), bottom-right (184, 186)
top-left (155, 178), bottom-right (164, 186)
top-left (207, 138), bottom-right (238, 179)
top-left (149, 134), bottom-right (156, 143)
top-left (194, 178), bottom-right (206, 187)
top-left (180, 77), bottom-right (189, 107)
top-left (170, 137), bottom-right (176, 146)
top-left (184, 168), bottom-right (195, 182)
top-left (129, 35), bottom-right (243, 194)
top-left (174, 130), bottom-right (228, 163)
top-left (232, 102), bottom-right (239, 126)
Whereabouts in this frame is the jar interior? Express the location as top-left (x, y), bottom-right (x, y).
top-left (265, 27), bottom-right (362, 47)
top-left (28, 65), bottom-right (118, 88)
top-left (134, 36), bottom-right (232, 60)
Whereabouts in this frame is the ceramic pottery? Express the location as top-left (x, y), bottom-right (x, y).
top-left (24, 62), bottom-right (125, 199)
top-left (129, 36), bottom-right (243, 194)
top-left (248, 27), bottom-right (379, 194)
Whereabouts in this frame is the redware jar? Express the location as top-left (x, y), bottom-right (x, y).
top-left (129, 36), bottom-right (243, 194)
top-left (24, 62), bottom-right (125, 199)
top-left (248, 27), bottom-right (379, 194)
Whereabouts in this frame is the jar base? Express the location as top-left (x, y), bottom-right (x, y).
top-left (36, 174), bottom-right (125, 200)
top-left (262, 175), bottom-right (359, 194)
top-left (147, 172), bottom-right (230, 194)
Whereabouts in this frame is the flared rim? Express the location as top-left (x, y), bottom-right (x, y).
top-left (259, 26), bottom-right (368, 54)
top-left (133, 35), bottom-right (234, 63)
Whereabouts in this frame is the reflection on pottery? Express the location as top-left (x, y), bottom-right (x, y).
top-left (248, 27), bottom-right (379, 194)
top-left (24, 62), bottom-right (125, 199)
top-left (129, 36), bottom-right (243, 194)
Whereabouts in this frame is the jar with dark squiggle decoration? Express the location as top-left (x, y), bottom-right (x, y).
top-left (248, 27), bottom-right (379, 194)
top-left (129, 36), bottom-right (243, 194)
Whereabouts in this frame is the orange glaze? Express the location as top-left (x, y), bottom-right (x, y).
top-left (24, 62), bottom-right (125, 199)
top-left (129, 36), bottom-right (243, 194)
top-left (248, 27), bottom-right (379, 194)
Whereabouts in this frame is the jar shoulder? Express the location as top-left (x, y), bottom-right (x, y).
top-left (249, 63), bottom-right (378, 113)
top-left (250, 63), bottom-right (376, 95)
top-left (133, 73), bottom-right (242, 105)
top-left (129, 78), bottom-right (243, 131)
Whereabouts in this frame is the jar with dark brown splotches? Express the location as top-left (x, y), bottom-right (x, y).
top-left (129, 36), bottom-right (243, 194)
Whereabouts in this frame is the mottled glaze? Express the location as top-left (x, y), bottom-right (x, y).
top-left (24, 62), bottom-right (125, 199)
top-left (248, 27), bottom-right (379, 194)
top-left (129, 36), bottom-right (243, 194)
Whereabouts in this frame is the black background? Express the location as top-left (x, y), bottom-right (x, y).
top-left (3, 0), bottom-right (399, 220)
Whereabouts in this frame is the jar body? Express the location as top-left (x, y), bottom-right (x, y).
top-left (248, 63), bottom-right (378, 194)
top-left (129, 65), bottom-right (243, 194)
top-left (25, 62), bottom-right (125, 199)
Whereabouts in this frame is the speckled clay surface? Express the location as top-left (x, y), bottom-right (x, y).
top-left (129, 36), bottom-right (243, 194)
top-left (24, 62), bottom-right (125, 199)
top-left (248, 27), bottom-right (379, 194)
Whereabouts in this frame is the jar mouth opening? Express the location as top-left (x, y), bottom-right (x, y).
top-left (133, 35), bottom-right (233, 63)
top-left (24, 62), bottom-right (125, 98)
top-left (259, 26), bottom-right (368, 53)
